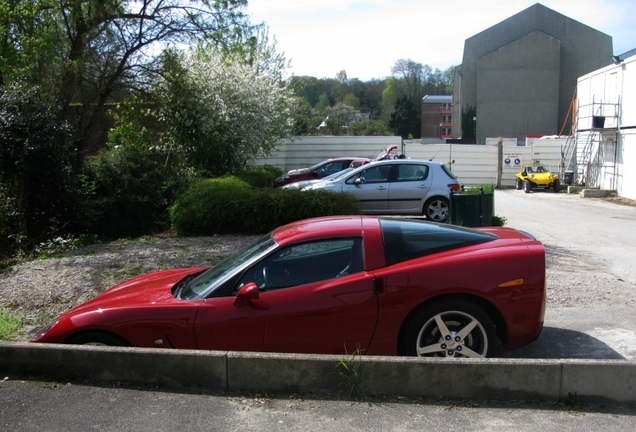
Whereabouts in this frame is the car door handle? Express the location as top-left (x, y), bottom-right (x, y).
top-left (418, 185), bottom-right (429, 189)
top-left (377, 186), bottom-right (386, 190)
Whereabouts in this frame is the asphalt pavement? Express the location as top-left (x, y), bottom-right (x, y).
top-left (494, 189), bottom-right (636, 360)
top-left (1, 379), bottom-right (635, 431)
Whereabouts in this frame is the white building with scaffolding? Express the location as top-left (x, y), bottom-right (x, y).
top-left (564, 49), bottom-right (636, 200)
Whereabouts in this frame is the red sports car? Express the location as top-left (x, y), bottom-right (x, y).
top-left (31, 216), bottom-right (546, 358)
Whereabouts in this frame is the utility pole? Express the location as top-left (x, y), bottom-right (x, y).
top-left (496, 136), bottom-right (503, 188)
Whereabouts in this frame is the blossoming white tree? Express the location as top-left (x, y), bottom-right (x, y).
top-left (160, 36), bottom-right (298, 175)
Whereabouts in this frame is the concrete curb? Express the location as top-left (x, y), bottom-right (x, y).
top-left (2, 342), bottom-right (635, 402)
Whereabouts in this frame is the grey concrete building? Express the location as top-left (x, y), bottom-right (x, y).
top-left (451, 3), bottom-right (613, 144)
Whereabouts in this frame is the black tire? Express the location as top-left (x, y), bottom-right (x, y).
top-left (402, 299), bottom-right (496, 358)
top-left (515, 178), bottom-right (522, 190)
top-left (67, 331), bottom-right (129, 347)
top-left (524, 179), bottom-right (532, 193)
top-left (553, 179), bottom-right (560, 193)
top-left (424, 197), bottom-right (450, 222)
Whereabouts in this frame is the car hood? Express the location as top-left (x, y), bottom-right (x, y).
top-left (65, 267), bottom-right (207, 314)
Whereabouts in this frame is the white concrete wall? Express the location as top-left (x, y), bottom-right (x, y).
top-left (577, 53), bottom-right (636, 200)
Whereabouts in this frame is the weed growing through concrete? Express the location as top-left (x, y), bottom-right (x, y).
top-left (566, 391), bottom-right (581, 407)
top-left (337, 348), bottom-right (370, 405)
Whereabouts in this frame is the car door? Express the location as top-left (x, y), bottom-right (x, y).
top-left (388, 163), bottom-right (432, 213)
top-left (342, 164), bottom-right (392, 213)
top-left (259, 273), bottom-right (378, 354)
top-left (193, 238), bottom-right (379, 354)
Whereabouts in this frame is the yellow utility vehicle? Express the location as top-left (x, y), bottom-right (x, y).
top-left (515, 163), bottom-right (560, 193)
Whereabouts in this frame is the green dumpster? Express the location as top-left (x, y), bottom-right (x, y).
top-left (450, 188), bottom-right (494, 227)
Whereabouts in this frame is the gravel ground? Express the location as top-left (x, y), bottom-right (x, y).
top-left (0, 235), bottom-right (259, 341)
top-left (543, 243), bottom-right (636, 308)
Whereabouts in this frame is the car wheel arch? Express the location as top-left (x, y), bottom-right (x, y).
top-left (396, 293), bottom-right (508, 355)
top-left (65, 330), bottom-right (131, 347)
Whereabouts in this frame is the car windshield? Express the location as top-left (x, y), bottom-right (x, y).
top-left (327, 167), bottom-right (353, 181)
top-left (177, 234), bottom-right (278, 300)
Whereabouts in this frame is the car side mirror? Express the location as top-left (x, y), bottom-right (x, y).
top-left (354, 177), bottom-right (363, 185)
top-left (233, 283), bottom-right (269, 310)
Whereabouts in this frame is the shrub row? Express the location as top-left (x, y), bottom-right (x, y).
top-left (170, 176), bottom-right (361, 235)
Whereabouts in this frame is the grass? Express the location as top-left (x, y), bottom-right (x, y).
top-left (120, 264), bottom-right (147, 278)
top-left (459, 184), bottom-right (495, 194)
top-left (337, 348), bottom-right (370, 405)
top-left (566, 391), bottom-right (581, 407)
top-left (492, 215), bottom-right (507, 226)
top-left (0, 309), bottom-right (23, 339)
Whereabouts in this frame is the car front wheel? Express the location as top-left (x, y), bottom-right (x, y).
top-left (67, 331), bottom-right (129, 347)
top-left (424, 197), bottom-right (449, 222)
top-left (553, 179), bottom-right (560, 193)
top-left (524, 179), bottom-right (532, 193)
top-left (515, 178), bottom-right (522, 190)
top-left (402, 300), bottom-right (496, 358)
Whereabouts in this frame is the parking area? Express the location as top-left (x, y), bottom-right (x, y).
top-left (493, 189), bottom-right (636, 360)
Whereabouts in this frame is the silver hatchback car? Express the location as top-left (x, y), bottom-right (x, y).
top-left (305, 159), bottom-right (461, 221)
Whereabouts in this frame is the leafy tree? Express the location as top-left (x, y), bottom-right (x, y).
top-left (1, 0), bottom-right (254, 162)
top-left (0, 82), bottom-right (74, 253)
top-left (315, 92), bottom-right (331, 112)
top-left (346, 120), bottom-right (391, 136)
top-left (389, 95), bottom-right (420, 139)
top-left (380, 77), bottom-right (400, 122)
top-left (341, 93), bottom-right (361, 110)
top-left (442, 65), bottom-right (456, 94)
top-left (322, 103), bottom-right (357, 136)
top-left (391, 59), bottom-right (430, 105)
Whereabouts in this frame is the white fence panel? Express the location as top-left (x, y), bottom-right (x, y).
top-left (255, 136), bottom-right (564, 188)
top-left (404, 143), bottom-right (500, 186)
top-left (254, 136), bottom-right (401, 172)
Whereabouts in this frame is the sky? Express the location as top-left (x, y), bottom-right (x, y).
top-left (245, 0), bottom-right (636, 81)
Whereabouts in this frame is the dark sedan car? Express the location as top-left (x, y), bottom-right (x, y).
top-left (32, 216), bottom-right (545, 358)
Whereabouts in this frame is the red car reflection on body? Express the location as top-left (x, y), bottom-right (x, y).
top-left (32, 216), bottom-right (545, 358)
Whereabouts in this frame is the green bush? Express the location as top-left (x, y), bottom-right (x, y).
top-left (232, 165), bottom-right (282, 188)
top-left (0, 83), bottom-right (76, 255)
top-left (76, 146), bottom-right (198, 239)
top-left (459, 184), bottom-right (495, 194)
top-left (170, 176), bottom-right (361, 235)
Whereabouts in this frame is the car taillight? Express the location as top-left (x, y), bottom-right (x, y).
top-left (448, 183), bottom-right (461, 192)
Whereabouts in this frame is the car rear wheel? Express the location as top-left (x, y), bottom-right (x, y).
top-left (402, 300), bottom-right (496, 358)
top-left (67, 331), bottom-right (129, 347)
top-left (515, 178), bottom-right (522, 190)
top-left (424, 197), bottom-right (449, 222)
top-left (553, 179), bottom-right (560, 193)
top-left (524, 179), bottom-right (532, 193)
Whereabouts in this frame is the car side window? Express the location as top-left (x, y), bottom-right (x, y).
top-left (317, 161), bottom-right (345, 176)
top-left (380, 218), bottom-right (496, 266)
top-left (396, 164), bottom-right (429, 181)
top-left (236, 238), bottom-right (363, 292)
top-left (346, 165), bottom-right (391, 184)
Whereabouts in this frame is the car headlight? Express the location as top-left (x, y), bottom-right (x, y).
top-left (30, 320), bottom-right (58, 342)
